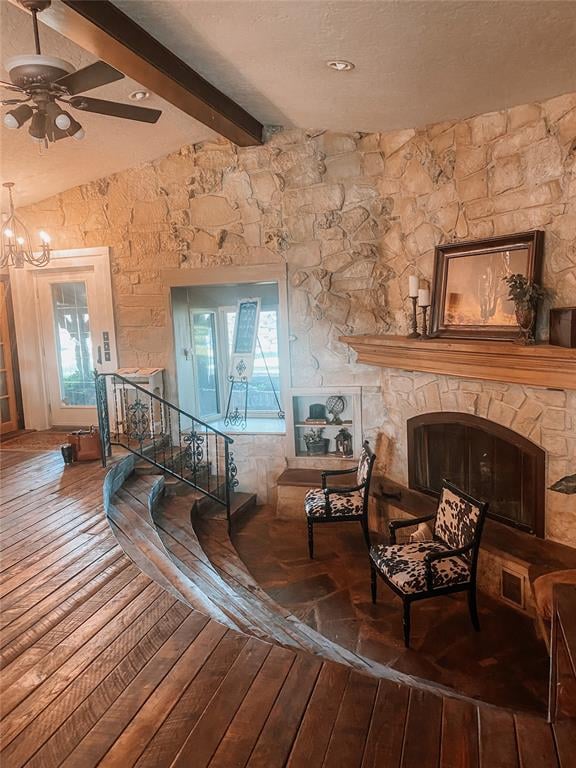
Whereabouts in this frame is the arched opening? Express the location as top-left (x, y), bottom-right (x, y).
top-left (407, 412), bottom-right (545, 536)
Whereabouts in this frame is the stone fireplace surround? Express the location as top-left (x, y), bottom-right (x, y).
top-left (367, 367), bottom-right (575, 550)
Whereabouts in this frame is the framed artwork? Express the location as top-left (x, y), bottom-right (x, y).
top-left (430, 231), bottom-right (544, 340)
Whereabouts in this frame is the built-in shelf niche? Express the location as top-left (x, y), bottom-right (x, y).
top-left (286, 387), bottom-right (362, 461)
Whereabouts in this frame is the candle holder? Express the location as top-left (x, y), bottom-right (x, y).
top-left (407, 296), bottom-right (421, 339)
top-left (420, 305), bottom-right (431, 339)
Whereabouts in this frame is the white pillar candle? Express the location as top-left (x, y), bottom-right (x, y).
top-left (408, 275), bottom-right (419, 298)
top-left (418, 288), bottom-right (430, 307)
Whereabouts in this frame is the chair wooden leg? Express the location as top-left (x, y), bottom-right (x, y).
top-left (403, 601), bottom-right (411, 648)
top-left (307, 520), bottom-right (314, 559)
top-left (468, 587), bottom-right (480, 631)
top-left (361, 518), bottom-right (370, 550)
top-left (370, 562), bottom-right (377, 604)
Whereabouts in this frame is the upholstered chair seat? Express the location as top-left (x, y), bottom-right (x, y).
top-left (370, 541), bottom-right (471, 595)
top-left (305, 488), bottom-right (364, 518)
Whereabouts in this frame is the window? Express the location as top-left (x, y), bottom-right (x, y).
top-left (191, 311), bottom-right (219, 419)
top-left (51, 282), bottom-right (95, 406)
top-left (223, 308), bottom-right (281, 414)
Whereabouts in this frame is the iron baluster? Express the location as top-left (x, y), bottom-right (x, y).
top-left (93, 372), bottom-right (235, 510)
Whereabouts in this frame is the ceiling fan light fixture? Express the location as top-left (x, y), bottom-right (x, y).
top-left (28, 110), bottom-right (46, 141)
top-left (3, 103), bottom-right (33, 129)
top-left (66, 115), bottom-right (85, 140)
top-left (45, 101), bottom-right (71, 131)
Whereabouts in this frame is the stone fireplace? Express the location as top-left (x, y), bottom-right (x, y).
top-left (407, 412), bottom-right (545, 536)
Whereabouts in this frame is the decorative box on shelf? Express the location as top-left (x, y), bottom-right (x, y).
top-left (286, 387), bottom-right (362, 461)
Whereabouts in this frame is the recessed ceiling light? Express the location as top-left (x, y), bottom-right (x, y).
top-left (128, 89), bottom-right (150, 101)
top-left (326, 60), bottom-right (355, 72)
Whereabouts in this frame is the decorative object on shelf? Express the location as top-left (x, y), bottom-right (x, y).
top-left (407, 275), bottom-right (421, 339)
top-left (0, 0), bottom-right (161, 148)
top-left (502, 273), bottom-right (545, 345)
top-left (326, 395), bottom-right (346, 424)
top-left (1, 182), bottom-right (51, 268)
top-left (430, 231), bottom-right (543, 340)
top-left (303, 428), bottom-right (329, 456)
top-left (307, 403), bottom-right (327, 424)
top-left (549, 307), bottom-right (576, 348)
top-left (418, 287), bottom-right (431, 339)
top-left (335, 427), bottom-right (353, 457)
top-left (549, 475), bottom-right (576, 494)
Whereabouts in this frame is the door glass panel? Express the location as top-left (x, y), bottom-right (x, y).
top-left (0, 343), bottom-right (5, 369)
top-left (51, 281), bottom-right (95, 406)
top-left (192, 312), bottom-right (219, 418)
top-left (0, 371), bottom-right (7, 397)
top-left (0, 397), bottom-right (9, 423)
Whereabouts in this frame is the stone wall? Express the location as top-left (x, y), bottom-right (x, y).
top-left (18, 91), bottom-right (576, 540)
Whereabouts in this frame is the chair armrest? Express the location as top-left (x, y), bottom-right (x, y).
top-left (321, 466), bottom-right (357, 489)
top-left (324, 484), bottom-right (364, 495)
top-left (423, 543), bottom-right (473, 591)
top-left (388, 514), bottom-right (436, 544)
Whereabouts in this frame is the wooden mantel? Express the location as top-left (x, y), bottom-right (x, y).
top-left (340, 334), bottom-right (576, 390)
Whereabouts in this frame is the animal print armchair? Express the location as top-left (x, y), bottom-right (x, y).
top-left (369, 480), bottom-right (488, 647)
top-left (304, 440), bottom-right (376, 559)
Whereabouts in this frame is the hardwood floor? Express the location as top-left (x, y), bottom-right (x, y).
top-left (0, 448), bottom-right (567, 767)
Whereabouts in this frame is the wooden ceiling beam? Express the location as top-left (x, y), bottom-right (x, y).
top-left (10, 0), bottom-right (264, 146)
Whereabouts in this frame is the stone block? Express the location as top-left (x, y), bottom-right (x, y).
top-left (457, 169), bottom-right (488, 201)
top-left (188, 195), bottom-right (239, 227)
top-left (489, 155), bottom-right (524, 195)
top-left (379, 128), bottom-right (415, 157)
top-left (454, 145), bottom-right (487, 179)
top-left (325, 153), bottom-right (362, 180)
top-left (469, 111), bottom-right (507, 144)
top-left (284, 184), bottom-right (345, 215)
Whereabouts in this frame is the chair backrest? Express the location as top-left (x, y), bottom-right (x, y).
top-left (357, 441), bottom-right (376, 498)
top-left (433, 481), bottom-right (487, 557)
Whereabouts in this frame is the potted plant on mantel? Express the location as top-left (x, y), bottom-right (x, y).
top-left (503, 273), bottom-right (545, 344)
top-left (303, 428), bottom-right (330, 456)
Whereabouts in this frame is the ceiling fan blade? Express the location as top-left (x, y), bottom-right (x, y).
top-left (0, 80), bottom-right (24, 92)
top-left (69, 96), bottom-right (162, 124)
top-left (54, 61), bottom-right (124, 95)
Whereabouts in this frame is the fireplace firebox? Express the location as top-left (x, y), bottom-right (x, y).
top-left (407, 413), bottom-right (545, 537)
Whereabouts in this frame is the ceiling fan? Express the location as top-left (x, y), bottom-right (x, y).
top-left (1, 0), bottom-right (162, 145)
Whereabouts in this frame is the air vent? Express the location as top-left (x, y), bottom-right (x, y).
top-left (500, 566), bottom-right (525, 610)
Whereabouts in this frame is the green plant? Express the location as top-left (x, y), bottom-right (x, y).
top-left (502, 273), bottom-right (545, 306)
top-left (303, 428), bottom-right (325, 446)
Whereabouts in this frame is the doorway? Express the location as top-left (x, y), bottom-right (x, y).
top-left (10, 247), bottom-right (118, 430)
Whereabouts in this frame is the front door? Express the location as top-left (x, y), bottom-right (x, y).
top-left (10, 248), bottom-right (118, 431)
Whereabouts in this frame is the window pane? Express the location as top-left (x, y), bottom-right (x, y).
top-left (51, 281), bottom-right (95, 406)
top-left (227, 309), bottom-right (280, 413)
top-left (193, 312), bottom-right (219, 417)
top-left (0, 397), bottom-right (9, 423)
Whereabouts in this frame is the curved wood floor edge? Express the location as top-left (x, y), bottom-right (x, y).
top-left (0, 448), bottom-right (569, 768)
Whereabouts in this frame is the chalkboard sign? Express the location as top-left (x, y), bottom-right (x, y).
top-left (234, 299), bottom-right (259, 354)
top-left (229, 297), bottom-right (260, 381)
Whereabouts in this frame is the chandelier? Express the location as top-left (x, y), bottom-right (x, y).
top-left (1, 182), bottom-right (51, 268)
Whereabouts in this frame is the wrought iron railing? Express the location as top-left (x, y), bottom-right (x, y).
top-left (95, 372), bottom-right (236, 520)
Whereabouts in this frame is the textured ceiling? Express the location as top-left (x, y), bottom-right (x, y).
top-left (2, 0), bottom-right (576, 208)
